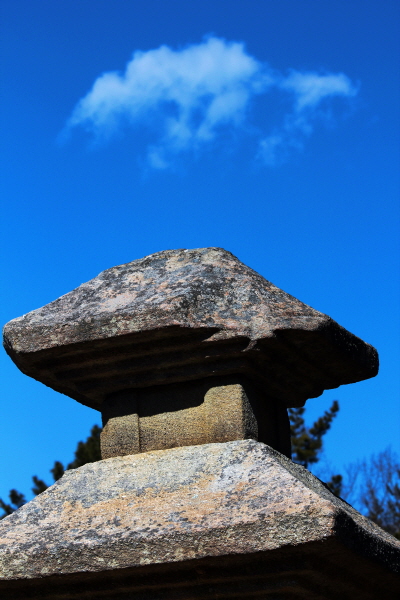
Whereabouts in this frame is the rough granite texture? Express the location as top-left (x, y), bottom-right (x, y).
top-left (3, 247), bottom-right (378, 410)
top-left (0, 440), bottom-right (398, 586)
top-left (100, 381), bottom-right (259, 459)
top-left (100, 379), bottom-right (291, 458)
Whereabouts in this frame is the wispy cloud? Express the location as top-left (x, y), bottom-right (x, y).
top-left (64, 36), bottom-right (358, 168)
top-left (258, 70), bottom-right (358, 166)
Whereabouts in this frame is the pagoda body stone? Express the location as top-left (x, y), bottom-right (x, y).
top-left (3, 248), bottom-right (378, 459)
top-left (0, 441), bottom-right (398, 599)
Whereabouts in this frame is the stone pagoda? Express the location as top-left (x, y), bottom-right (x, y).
top-left (1, 247), bottom-right (398, 598)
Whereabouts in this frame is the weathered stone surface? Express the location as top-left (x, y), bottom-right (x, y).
top-left (3, 247), bottom-right (378, 411)
top-left (0, 440), bottom-right (398, 596)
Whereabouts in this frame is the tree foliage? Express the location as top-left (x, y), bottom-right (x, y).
top-left (0, 425), bottom-right (101, 519)
top-left (289, 400), bottom-right (339, 468)
top-left (340, 448), bottom-right (400, 539)
top-left (0, 489), bottom-right (27, 518)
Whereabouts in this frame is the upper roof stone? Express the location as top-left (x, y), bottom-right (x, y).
top-left (3, 247), bottom-right (378, 409)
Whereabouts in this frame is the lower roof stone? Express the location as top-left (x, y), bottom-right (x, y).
top-left (0, 440), bottom-right (398, 597)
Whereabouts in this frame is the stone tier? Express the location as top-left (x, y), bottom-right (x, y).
top-left (0, 441), bottom-right (398, 599)
top-left (3, 248), bottom-right (378, 410)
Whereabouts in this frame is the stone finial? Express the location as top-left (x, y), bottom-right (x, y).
top-left (3, 247), bottom-right (378, 459)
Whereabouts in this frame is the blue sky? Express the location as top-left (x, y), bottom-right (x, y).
top-left (1, 1), bottom-right (399, 501)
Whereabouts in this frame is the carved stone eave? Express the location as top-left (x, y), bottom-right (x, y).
top-left (0, 441), bottom-right (398, 598)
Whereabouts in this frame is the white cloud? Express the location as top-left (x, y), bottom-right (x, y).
top-left (258, 71), bottom-right (358, 165)
top-left (65, 37), bottom-right (358, 168)
top-left (281, 71), bottom-right (358, 112)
